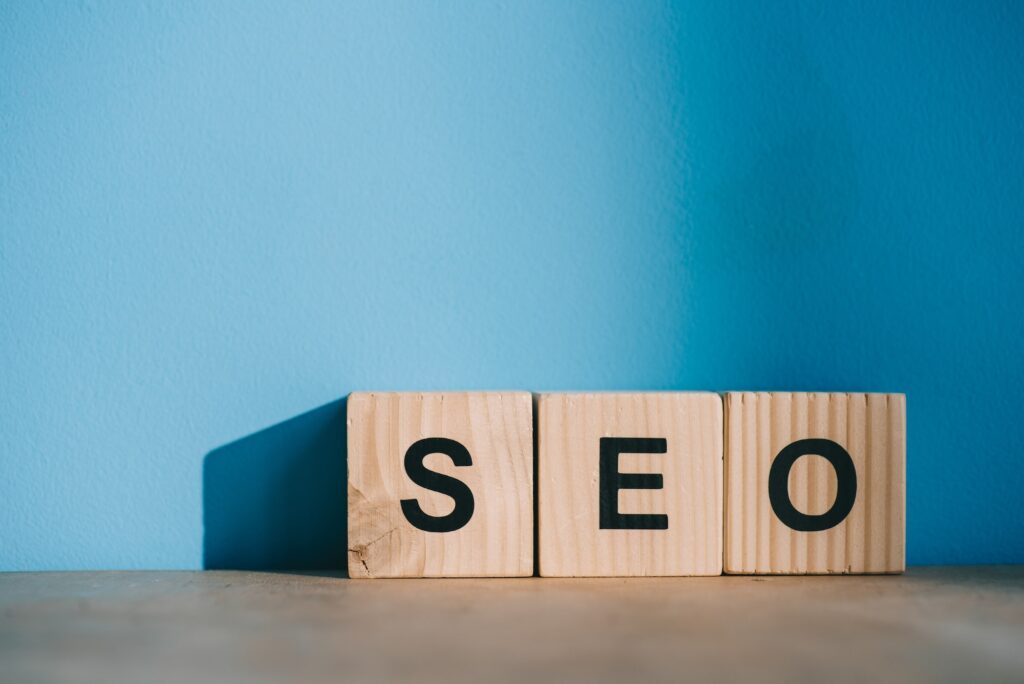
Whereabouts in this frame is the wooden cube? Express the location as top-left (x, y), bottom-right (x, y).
top-left (724, 392), bottom-right (906, 574)
top-left (537, 392), bottom-right (723, 577)
top-left (347, 392), bottom-right (533, 577)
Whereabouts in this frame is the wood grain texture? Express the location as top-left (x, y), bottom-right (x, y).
top-left (538, 392), bottom-right (723, 577)
top-left (347, 391), bottom-right (533, 577)
top-left (724, 392), bottom-right (906, 574)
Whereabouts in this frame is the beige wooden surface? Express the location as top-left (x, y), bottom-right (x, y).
top-left (347, 392), bottom-right (533, 577)
top-left (725, 392), bottom-right (905, 574)
top-left (538, 393), bottom-right (722, 576)
top-left (1, 568), bottom-right (1022, 683)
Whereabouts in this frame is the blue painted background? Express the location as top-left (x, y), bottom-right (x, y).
top-left (2, 1), bottom-right (1022, 570)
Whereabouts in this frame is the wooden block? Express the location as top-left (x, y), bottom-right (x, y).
top-left (537, 392), bottom-right (723, 577)
top-left (347, 392), bottom-right (533, 578)
top-left (724, 392), bottom-right (906, 574)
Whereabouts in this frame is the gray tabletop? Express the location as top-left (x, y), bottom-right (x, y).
top-left (2, 567), bottom-right (1022, 683)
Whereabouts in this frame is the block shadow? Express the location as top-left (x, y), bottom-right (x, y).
top-left (202, 397), bottom-right (348, 574)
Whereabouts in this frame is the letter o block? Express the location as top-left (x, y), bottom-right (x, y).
top-left (724, 392), bottom-right (906, 574)
top-left (537, 393), bottom-right (723, 577)
top-left (347, 392), bottom-right (533, 578)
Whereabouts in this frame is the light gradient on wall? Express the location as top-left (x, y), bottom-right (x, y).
top-left (2, 1), bottom-right (1022, 569)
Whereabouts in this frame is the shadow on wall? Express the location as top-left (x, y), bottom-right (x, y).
top-left (203, 397), bottom-right (348, 573)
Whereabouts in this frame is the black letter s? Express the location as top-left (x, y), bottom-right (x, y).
top-left (400, 437), bottom-right (475, 533)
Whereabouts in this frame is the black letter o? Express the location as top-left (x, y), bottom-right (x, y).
top-left (768, 438), bottom-right (857, 532)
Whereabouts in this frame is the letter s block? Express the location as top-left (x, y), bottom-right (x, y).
top-left (537, 393), bottom-right (723, 576)
top-left (724, 392), bottom-right (906, 574)
top-left (347, 392), bottom-right (533, 577)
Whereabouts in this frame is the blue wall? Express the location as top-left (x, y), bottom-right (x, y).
top-left (2, 1), bottom-right (1022, 570)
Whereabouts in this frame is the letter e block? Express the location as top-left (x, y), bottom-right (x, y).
top-left (724, 392), bottom-right (906, 574)
top-left (537, 393), bottom-right (723, 576)
top-left (347, 392), bottom-right (533, 577)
